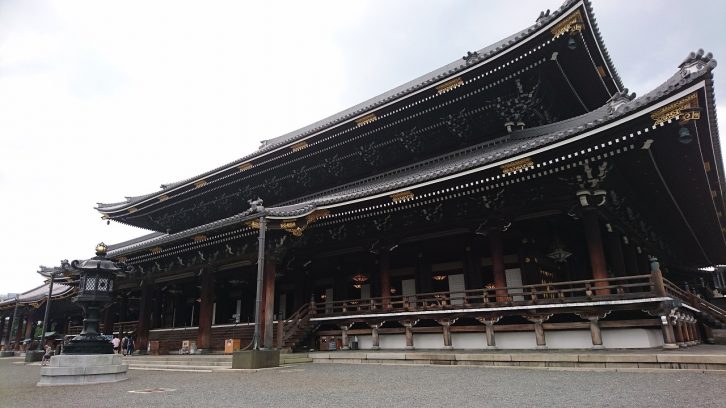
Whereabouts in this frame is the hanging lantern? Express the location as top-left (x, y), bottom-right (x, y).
top-left (432, 274), bottom-right (447, 281)
top-left (352, 273), bottom-right (368, 289)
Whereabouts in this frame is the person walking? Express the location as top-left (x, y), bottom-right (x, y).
top-left (121, 335), bottom-right (128, 356)
top-left (111, 336), bottom-right (121, 354)
top-left (126, 336), bottom-right (135, 356)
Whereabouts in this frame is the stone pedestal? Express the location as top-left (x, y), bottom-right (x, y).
top-left (232, 349), bottom-right (280, 369)
top-left (25, 350), bottom-right (44, 362)
top-left (0, 350), bottom-right (16, 357)
top-left (37, 354), bottom-right (128, 386)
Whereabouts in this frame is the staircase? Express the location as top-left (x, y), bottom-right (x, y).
top-left (278, 303), bottom-right (316, 351)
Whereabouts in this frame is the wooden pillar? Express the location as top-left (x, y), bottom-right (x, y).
top-left (583, 210), bottom-right (609, 295)
top-left (476, 316), bottom-right (500, 349)
top-left (379, 251), bottom-right (391, 308)
top-left (402, 320), bottom-right (415, 350)
top-left (260, 260), bottom-right (276, 349)
top-left (489, 230), bottom-right (508, 302)
top-left (371, 323), bottom-right (380, 350)
top-left (15, 316), bottom-right (25, 349)
top-left (675, 319), bottom-right (687, 346)
top-left (606, 226), bottom-right (626, 277)
top-left (23, 314), bottom-right (34, 343)
top-left (197, 268), bottom-right (215, 351)
top-left (438, 319), bottom-right (453, 350)
top-left (151, 289), bottom-right (162, 329)
top-left (578, 312), bottom-right (606, 349)
top-left (660, 314), bottom-right (678, 349)
top-left (526, 314), bottom-right (550, 349)
top-left (340, 325), bottom-right (349, 350)
top-left (649, 258), bottom-right (667, 297)
top-left (136, 284), bottom-right (153, 354)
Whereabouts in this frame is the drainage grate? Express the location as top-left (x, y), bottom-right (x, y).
top-left (128, 388), bottom-right (177, 394)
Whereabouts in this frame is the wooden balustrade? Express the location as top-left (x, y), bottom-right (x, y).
top-left (312, 275), bottom-right (655, 316)
top-left (664, 278), bottom-right (726, 324)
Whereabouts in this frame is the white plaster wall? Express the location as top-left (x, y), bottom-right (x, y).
top-left (491, 332), bottom-right (537, 349)
top-left (348, 328), bottom-right (663, 350)
top-left (545, 330), bottom-right (593, 349)
top-left (413, 334), bottom-right (445, 349)
top-left (602, 328), bottom-right (664, 348)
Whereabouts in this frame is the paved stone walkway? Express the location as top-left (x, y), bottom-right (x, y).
top-left (1, 355), bottom-right (725, 407)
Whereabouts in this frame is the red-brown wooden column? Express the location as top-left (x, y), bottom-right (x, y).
top-left (489, 230), bottom-right (508, 302)
top-left (102, 304), bottom-right (115, 335)
top-left (197, 268), bottom-right (216, 352)
top-left (379, 250), bottom-right (391, 308)
top-left (583, 209), bottom-right (609, 295)
top-left (15, 316), bottom-right (25, 349)
top-left (136, 285), bottom-right (153, 354)
top-left (23, 313), bottom-right (35, 346)
top-left (151, 288), bottom-right (162, 329)
top-left (260, 260), bottom-right (276, 349)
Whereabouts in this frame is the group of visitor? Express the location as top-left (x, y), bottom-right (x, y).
top-left (111, 335), bottom-right (135, 356)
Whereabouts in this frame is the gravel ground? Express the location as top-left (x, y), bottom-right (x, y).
top-left (1, 358), bottom-right (724, 408)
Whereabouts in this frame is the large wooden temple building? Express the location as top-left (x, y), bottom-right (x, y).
top-left (3, 0), bottom-right (726, 353)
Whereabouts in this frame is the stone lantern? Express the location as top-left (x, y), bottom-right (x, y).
top-left (38, 243), bottom-right (132, 386)
top-left (61, 243), bottom-right (131, 354)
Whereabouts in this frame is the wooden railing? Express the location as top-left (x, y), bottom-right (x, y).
top-left (67, 320), bottom-right (139, 336)
top-left (312, 274), bottom-right (655, 316)
top-left (277, 303), bottom-right (312, 349)
top-left (664, 278), bottom-right (726, 324)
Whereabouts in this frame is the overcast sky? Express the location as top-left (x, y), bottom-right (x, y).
top-left (1, 0), bottom-right (724, 294)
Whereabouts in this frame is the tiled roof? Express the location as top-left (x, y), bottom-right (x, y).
top-left (106, 52), bottom-right (717, 257)
top-left (97, 0), bottom-right (621, 213)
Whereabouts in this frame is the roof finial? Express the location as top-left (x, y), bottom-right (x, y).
top-left (679, 49), bottom-right (716, 78)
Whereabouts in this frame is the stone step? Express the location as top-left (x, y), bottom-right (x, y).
top-left (126, 359), bottom-right (232, 366)
top-left (309, 350), bottom-right (726, 370)
top-left (126, 363), bottom-right (223, 372)
top-left (127, 365), bottom-right (214, 373)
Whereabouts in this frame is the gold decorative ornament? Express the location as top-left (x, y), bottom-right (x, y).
top-left (159, 195), bottom-right (169, 202)
top-left (194, 180), bottom-right (207, 188)
top-left (501, 157), bottom-right (534, 174)
top-left (435, 77), bottom-right (464, 94)
top-left (238, 162), bottom-right (253, 172)
top-left (128, 207), bottom-right (138, 214)
top-left (390, 191), bottom-right (415, 202)
top-left (95, 242), bottom-right (108, 255)
top-left (150, 246), bottom-right (163, 254)
top-left (550, 10), bottom-right (585, 37)
top-left (355, 113), bottom-right (377, 127)
top-left (193, 234), bottom-right (207, 242)
top-left (291, 141), bottom-right (308, 152)
top-left (650, 93), bottom-right (699, 126)
top-left (246, 220), bottom-right (261, 229)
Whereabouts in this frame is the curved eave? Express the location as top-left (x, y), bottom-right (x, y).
top-left (0, 283), bottom-right (75, 311)
top-left (96, 0), bottom-right (622, 221)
